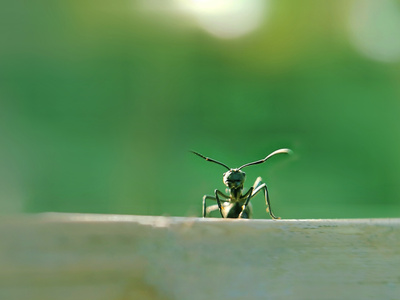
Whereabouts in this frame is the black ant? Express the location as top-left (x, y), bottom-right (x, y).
top-left (191, 149), bottom-right (292, 219)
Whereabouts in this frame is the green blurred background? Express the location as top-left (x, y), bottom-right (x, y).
top-left (1, 0), bottom-right (400, 219)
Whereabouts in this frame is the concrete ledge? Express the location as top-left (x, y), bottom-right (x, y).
top-left (0, 214), bottom-right (399, 300)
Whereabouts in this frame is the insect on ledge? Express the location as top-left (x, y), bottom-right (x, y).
top-left (191, 148), bottom-right (292, 219)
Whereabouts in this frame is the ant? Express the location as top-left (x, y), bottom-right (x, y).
top-left (191, 149), bottom-right (292, 219)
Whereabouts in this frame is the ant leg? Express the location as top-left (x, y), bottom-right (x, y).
top-left (206, 204), bottom-right (220, 215)
top-left (202, 193), bottom-right (229, 217)
top-left (243, 187), bottom-right (254, 207)
top-left (202, 195), bottom-right (214, 217)
top-left (253, 176), bottom-right (262, 190)
top-left (214, 189), bottom-right (230, 218)
top-left (215, 190), bottom-right (230, 199)
top-left (214, 190), bottom-right (224, 218)
top-left (252, 182), bottom-right (280, 219)
top-left (238, 187), bottom-right (254, 218)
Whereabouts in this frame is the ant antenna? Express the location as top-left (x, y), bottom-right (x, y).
top-left (238, 148), bottom-right (292, 170)
top-left (191, 151), bottom-right (230, 170)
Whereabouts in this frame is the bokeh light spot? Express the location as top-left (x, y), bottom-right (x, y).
top-left (348, 0), bottom-right (400, 63)
top-left (175, 0), bottom-right (268, 39)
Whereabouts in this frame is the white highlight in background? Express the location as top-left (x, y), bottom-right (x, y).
top-left (175, 0), bottom-right (268, 39)
top-left (348, 0), bottom-right (400, 63)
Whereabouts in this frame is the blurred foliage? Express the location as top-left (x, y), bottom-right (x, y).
top-left (0, 0), bottom-right (400, 219)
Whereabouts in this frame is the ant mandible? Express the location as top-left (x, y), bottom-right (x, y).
top-left (191, 149), bottom-right (292, 219)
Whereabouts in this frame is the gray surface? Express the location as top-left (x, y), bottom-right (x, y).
top-left (0, 214), bottom-right (399, 300)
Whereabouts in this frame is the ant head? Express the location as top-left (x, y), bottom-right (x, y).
top-left (223, 169), bottom-right (246, 189)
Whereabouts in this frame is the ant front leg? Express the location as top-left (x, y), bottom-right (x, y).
top-left (238, 187), bottom-right (254, 219)
top-left (252, 181), bottom-right (280, 219)
top-left (214, 189), bottom-right (230, 218)
top-left (202, 191), bottom-right (230, 217)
